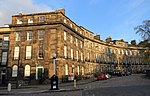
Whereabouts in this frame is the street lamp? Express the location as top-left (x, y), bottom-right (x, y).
top-left (16, 45), bottom-right (21, 88)
top-left (52, 53), bottom-right (56, 75)
top-left (50, 53), bottom-right (59, 90)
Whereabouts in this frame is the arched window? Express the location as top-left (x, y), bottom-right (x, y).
top-left (65, 64), bottom-right (68, 75)
top-left (24, 65), bottom-right (30, 77)
top-left (12, 65), bottom-right (18, 77)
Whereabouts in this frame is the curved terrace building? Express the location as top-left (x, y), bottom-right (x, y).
top-left (0, 9), bottom-right (149, 84)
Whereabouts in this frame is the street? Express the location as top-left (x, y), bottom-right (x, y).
top-left (0, 74), bottom-right (150, 96)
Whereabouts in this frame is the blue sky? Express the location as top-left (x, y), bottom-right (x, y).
top-left (1, 0), bottom-right (150, 43)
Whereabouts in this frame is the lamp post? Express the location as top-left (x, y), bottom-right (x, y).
top-left (16, 45), bottom-right (21, 89)
top-left (50, 53), bottom-right (58, 90)
top-left (52, 53), bottom-right (56, 75)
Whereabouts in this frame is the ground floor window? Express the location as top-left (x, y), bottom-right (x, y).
top-left (24, 65), bottom-right (31, 77)
top-left (65, 64), bottom-right (68, 75)
top-left (12, 65), bottom-right (18, 77)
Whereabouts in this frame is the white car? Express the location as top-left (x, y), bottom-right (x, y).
top-left (105, 74), bottom-right (111, 79)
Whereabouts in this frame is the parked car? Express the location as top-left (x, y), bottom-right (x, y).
top-left (125, 71), bottom-right (132, 76)
top-left (105, 74), bottom-right (111, 79)
top-left (97, 74), bottom-right (107, 80)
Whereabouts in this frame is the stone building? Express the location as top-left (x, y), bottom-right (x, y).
top-left (0, 8), bottom-right (149, 85)
top-left (0, 27), bottom-right (10, 85)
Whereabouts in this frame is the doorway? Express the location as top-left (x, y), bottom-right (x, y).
top-left (38, 68), bottom-right (43, 79)
top-left (2, 74), bottom-right (6, 84)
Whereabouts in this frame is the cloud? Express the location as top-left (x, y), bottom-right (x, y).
top-left (0, 0), bottom-right (52, 27)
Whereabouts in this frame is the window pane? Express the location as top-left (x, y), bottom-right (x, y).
top-left (28, 17), bottom-right (33, 23)
top-left (39, 16), bottom-right (45, 22)
top-left (71, 49), bottom-right (73, 59)
top-left (17, 18), bottom-right (22, 24)
top-left (70, 35), bottom-right (73, 43)
top-left (24, 65), bottom-right (30, 76)
top-left (65, 64), bottom-right (68, 75)
top-left (12, 65), bottom-right (18, 77)
top-left (14, 47), bottom-right (19, 59)
top-left (76, 51), bottom-right (78, 61)
top-left (1, 52), bottom-right (7, 65)
top-left (38, 30), bottom-right (44, 40)
top-left (64, 46), bottom-right (67, 58)
top-left (38, 44), bottom-right (44, 58)
top-left (27, 31), bottom-right (32, 40)
top-left (64, 31), bottom-right (67, 40)
top-left (26, 46), bottom-right (31, 59)
top-left (16, 32), bottom-right (21, 41)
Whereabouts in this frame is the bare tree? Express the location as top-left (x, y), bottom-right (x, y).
top-left (134, 20), bottom-right (150, 41)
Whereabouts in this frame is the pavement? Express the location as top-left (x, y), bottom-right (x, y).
top-left (0, 77), bottom-right (95, 95)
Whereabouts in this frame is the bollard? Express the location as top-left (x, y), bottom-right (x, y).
top-left (74, 79), bottom-right (76, 88)
top-left (8, 83), bottom-right (11, 92)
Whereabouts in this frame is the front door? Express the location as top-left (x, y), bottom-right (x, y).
top-left (38, 68), bottom-right (43, 79)
top-left (2, 74), bottom-right (5, 84)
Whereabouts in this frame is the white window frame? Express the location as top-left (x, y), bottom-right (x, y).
top-left (64, 19), bottom-right (67, 24)
top-left (17, 18), bottom-right (22, 24)
top-left (64, 46), bottom-right (67, 58)
top-left (80, 41), bottom-right (83, 48)
top-left (24, 65), bottom-right (31, 76)
top-left (28, 17), bottom-right (33, 23)
top-left (70, 23), bottom-right (72, 28)
top-left (71, 48), bottom-right (73, 59)
top-left (80, 31), bottom-right (82, 34)
top-left (4, 37), bottom-right (9, 41)
top-left (126, 50), bottom-right (128, 55)
top-left (96, 54), bottom-right (98, 60)
top-left (14, 47), bottom-right (19, 59)
top-left (27, 31), bottom-right (32, 40)
top-left (88, 52), bottom-right (90, 60)
top-left (118, 49), bottom-right (120, 54)
top-left (134, 50), bottom-right (137, 55)
top-left (26, 46), bottom-right (32, 59)
top-left (65, 64), bottom-right (68, 75)
top-left (81, 52), bottom-right (83, 61)
top-left (122, 50), bottom-right (124, 54)
top-left (70, 35), bottom-right (73, 43)
top-left (39, 16), bottom-right (45, 22)
top-left (76, 51), bottom-right (78, 61)
top-left (82, 67), bottom-right (84, 75)
top-left (76, 38), bottom-right (78, 46)
top-left (1, 52), bottom-right (7, 65)
top-left (16, 32), bottom-right (21, 41)
top-left (130, 50), bottom-right (132, 55)
top-left (38, 30), bottom-right (44, 40)
top-left (12, 65), bottom-right (18, 77)
top-left (77, 66), bottom-right (80, 75)
top-left (75, 28), bottom-right (78, 31)
top-left (64, 31), bottom-right (67, 40)
top-left (38, 45), bottom-right (44, 59)
top-left (114, 50), bottom-right (116, 54)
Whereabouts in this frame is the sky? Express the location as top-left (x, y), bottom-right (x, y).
top-left (0, 0), bottom-right (150, 43)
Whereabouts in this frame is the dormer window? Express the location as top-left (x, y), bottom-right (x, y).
top-left (70, 23), bottom-right (72, 28)
top-left (28, 17), bottom-right (33, 23)
top-left (17, 17), bottom-right (23, 24)
top-left (64, 19), bottom-right (67, 24)
top-left (75, 28), bottom-right (78, 31)
top-left (39, 16), bottom-right (45, 22)
top-left (80, 31), bottom-right (82, 34)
